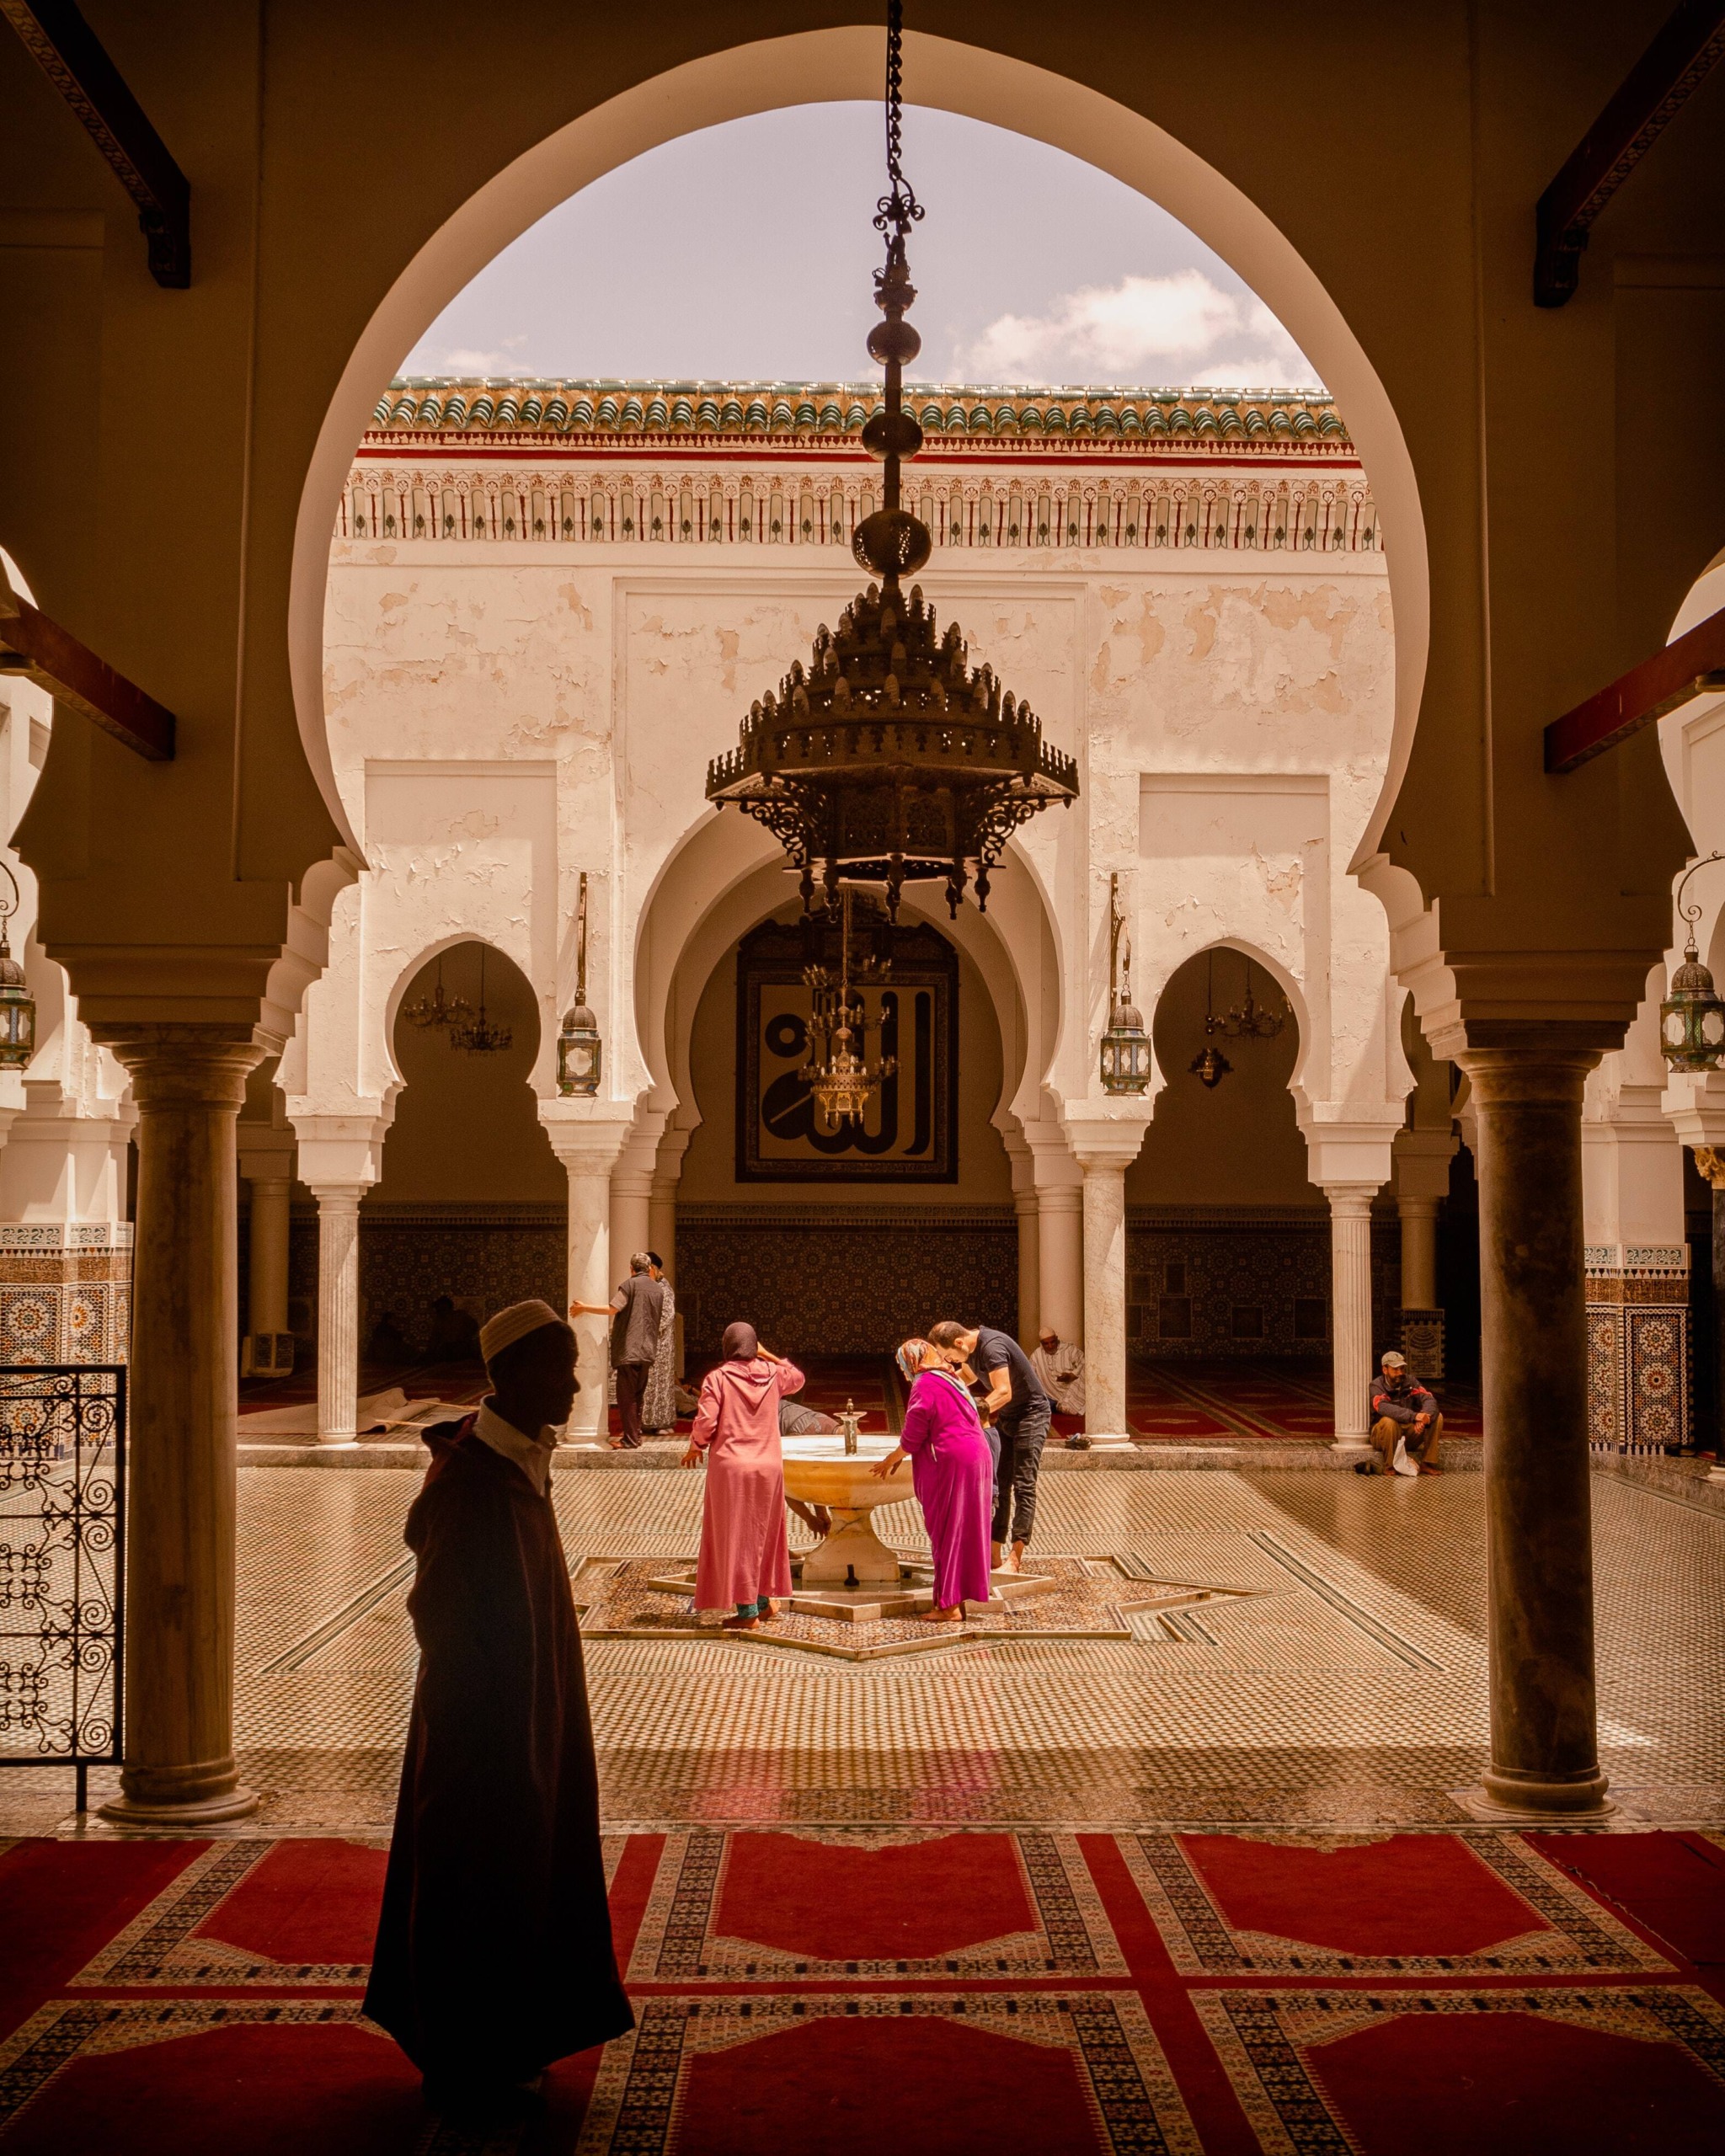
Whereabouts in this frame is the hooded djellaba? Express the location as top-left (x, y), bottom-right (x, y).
top-left (682, 1321), bottom-right (805, 1630)
top-left (365, 1299), bottom-right (633, 2121)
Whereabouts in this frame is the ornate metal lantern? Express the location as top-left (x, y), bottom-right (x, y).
top-left (1099, 873), bottom-right (1151, 1094)
top-left (0, 863), bottom-right (35, 1070)
top-left (1661, 853), bottom-right (1725, 1071)
top-left (800, 889), bottom-right (896, 1129)
top-left (557, 873), bottom-right (602, 1096)
top-left (703, 1), bottom-right (1078, 920)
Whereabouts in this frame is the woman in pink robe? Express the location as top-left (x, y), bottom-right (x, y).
top-left (682, 1322), bottom-right (802, 1630)
top-left (872, 1338), bottom-right (996, 1620)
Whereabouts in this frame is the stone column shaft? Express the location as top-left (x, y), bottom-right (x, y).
top-left (1037, 1187), bottom-right (1084, 1344)
top-left (1080, 1161), bottom-right (1129, 1438)
top-left (247, 1175), bottom-right (291, 1337)
top-left (1462, 1047), bottom-right (1607, 1813)
top-left (1323, 1184), bottom-right (1377, 1447)
top-left (1014, 1189), bottom-right (1041, 1349)
top-left (310, 1185), bottom-right (364, 1445)
top-left (1399, 1196), bottom-right (1440, 1310)
top-left (96, 1026), bottom-right (264, 1825)
top-left (564, 1166), bottom-right (612, 1439)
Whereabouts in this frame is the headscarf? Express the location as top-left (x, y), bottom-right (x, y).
top-left (895, 1337), bottom-right (932, 1385)
top-left (721, 1321), bottom-right (759, 1362)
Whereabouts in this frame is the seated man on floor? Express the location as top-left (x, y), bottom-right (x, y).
top-left (1030, 1326), bottom-right (1086, 1427)
top-left (1364, 1349), bottom-right (1442, 1477)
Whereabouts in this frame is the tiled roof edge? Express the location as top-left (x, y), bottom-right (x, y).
top-left (367, 377), bottom-right (1349, 446)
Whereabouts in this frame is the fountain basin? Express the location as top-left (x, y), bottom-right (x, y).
top-left (781, 1431), bottom-right (912, 1586)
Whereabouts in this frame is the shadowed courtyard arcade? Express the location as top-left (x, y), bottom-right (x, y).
top-left (4, 4), bottom-right (1725, 2151)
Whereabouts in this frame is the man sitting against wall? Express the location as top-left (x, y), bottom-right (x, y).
top-left (1361, 1349), bottom-right (1442, 1477)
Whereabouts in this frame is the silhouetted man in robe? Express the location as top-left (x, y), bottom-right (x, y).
top-left (366, 1299), bottom-right (633, 2118)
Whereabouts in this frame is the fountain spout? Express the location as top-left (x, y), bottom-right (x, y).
top-left (837, 1399), bottom-right (862, 1456)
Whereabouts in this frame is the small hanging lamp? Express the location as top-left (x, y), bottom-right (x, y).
top-left (558, 873), bottom-right (602, 1096)
top-left (1099, 873), bottom-right (1151, 1094)
top-left (1661, 853), bottom-right (1725, 1071)
top-left (452, 945), bottom-right (513, 1054)
top-left (0, 862), bottom-right (35, 1070)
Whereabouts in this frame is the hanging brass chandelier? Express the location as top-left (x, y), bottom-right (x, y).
top-left (800, 887), bottom-right (896, 1129)
top-left (704, 0), bottom-right (1078, 920)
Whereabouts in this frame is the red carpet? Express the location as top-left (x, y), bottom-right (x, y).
top-left (2, 1827), bottom-right (1720, 2151)
top-left (1127, 1360), bottom-right (1482, 1443)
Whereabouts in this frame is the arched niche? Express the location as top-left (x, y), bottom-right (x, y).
top-left (374, 938), bottom-right (559, 1202)
top-left (1130, 941), bottom-right (1313, 1208)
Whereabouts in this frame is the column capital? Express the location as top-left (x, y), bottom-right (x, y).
top-left (237, 1124), bottom-right (296, 1182)
top-left (1664, 1068), bottom-right (1725, 1152)
top-left (1318, 1180), bottom-right (1381, 1216)
top-left (93, 1023), bottom-right (266, 1109)
top-left (1392, 1126), bottom-right (1458, 1202)
top-left (1062, 1108), bottom-right (1151, 1173)
top-left (538, 1098), bottom-right (636, 1174)
top-left (289, 1107), bottom-right (391, 1189)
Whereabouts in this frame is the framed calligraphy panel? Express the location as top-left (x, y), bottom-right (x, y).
top-left (735, 918), bottom-right (958, 1182)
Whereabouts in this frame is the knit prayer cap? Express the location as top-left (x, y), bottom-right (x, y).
top-left (479, 1299), bottom-right (565, 1365)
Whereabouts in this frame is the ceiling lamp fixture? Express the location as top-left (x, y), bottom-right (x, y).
top-left (403, 953), bottom-right (472, 1034)
top-left (801, 888), bottom-right (896, 1131)
top-left (1205, 950), bottom-right (1289, 1042)
top-left (451, 945), bottom-right (513, 1055)
top-left (704, 0), bottom-right (1078, 920)
top-left (1661, 851), bottom-right (1725, 1070)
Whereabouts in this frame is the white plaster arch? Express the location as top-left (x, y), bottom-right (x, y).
top-left (290, 27), bottom-right (1428, 884)
top-left (1153, 934), bottom-right (1316, 1118)
top-left (379, 928), bottom-right (542, 1087)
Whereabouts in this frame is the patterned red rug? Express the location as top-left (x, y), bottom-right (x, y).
top-left (1, 1825), bottom-right (1718, 2152)
top-left (1127, 1360), bottom-right (1482, 1444)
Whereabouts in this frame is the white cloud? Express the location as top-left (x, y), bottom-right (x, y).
top-left (411, 335), bottom-right (529, 376)
top-left (949, 270), bottom-right (1321, 390)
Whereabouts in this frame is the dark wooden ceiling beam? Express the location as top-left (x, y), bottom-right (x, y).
top-left (1535, 0), bottom-right (1725, 307)
top-left (1, 0), bottom-right (190, 286)
top-left (0, 571), bottom-right (175, 761)
top-left (1544, 607), bottom-right (1725, 773)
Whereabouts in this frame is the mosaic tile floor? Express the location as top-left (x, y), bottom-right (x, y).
top-left (4, 1465), bottom-right (1720, 1838)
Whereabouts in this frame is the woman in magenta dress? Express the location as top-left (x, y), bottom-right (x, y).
top-left (682, 1322), bottom-right (803, 1631)
top-left (873, 1337), bottom-right (995, 1621)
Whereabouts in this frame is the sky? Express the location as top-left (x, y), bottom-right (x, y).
top-left (403, 104), bottom-right (1320, 392)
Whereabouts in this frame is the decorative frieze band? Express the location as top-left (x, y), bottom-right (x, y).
top-left (0, 1223), bottom-right (134, 1251)
top-left (1583, 1243), bottom-right (1688, 1278)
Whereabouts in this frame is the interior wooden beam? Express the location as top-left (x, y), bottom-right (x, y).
top-left (1, 0), bottom-right (190, 286)
top-left (1544, 606), bottom-right (1725, 773)
top-left (0, 574), bottom-right (176, 761)
top-left (1534, 0), bottom-right (1725, 307)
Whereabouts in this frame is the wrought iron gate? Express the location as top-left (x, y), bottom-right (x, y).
top-left (0, 1366), bottom-right (125, 1812)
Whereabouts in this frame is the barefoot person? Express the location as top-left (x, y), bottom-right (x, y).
top-left (366, 1300), bottom-right (632, 2121)
top-left (682, 1323), bottom-right (804, 1630)
top-left (872, 1338), bottom-right (995, 1621)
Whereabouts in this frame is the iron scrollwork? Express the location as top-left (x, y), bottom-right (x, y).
top-left (0, 1366), bottom-right (126, 1794)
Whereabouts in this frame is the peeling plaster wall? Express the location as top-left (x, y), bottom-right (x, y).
top-left (316, 537), bottom-right (1399, 1202)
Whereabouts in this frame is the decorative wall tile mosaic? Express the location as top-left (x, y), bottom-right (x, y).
top-left (1586, 1266), bottom-right (1690, 1454)
top-left (1124, 1212), bottom-right (1402, 1364)
top-left (676, 1209), bottom-right (1016, 1354)
top-left (0, 1227), bottom-right (131, 1364)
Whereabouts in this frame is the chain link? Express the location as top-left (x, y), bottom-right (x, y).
top-left (873, 0), bottom-right (923, 236)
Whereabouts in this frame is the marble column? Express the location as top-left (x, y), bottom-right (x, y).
top-left (1322, 1183), bottom-right (1378, 1449)
top-left (1036, 1187), bottom-right (1084, 1344)
top-left (648, 1129), bottom-right (691, 1278)
top-left (1069, 1124), bottom-right (1146, 1441)
top-left (1398, 1195), bottom-right (1439, 1309)
top-left (609, 1154), bottom-right (654, 1278)
top-left (541, 1107), bottom-right (633, 1442)
top-left (1460, 1046), bottom-right (1609, 1813)
top-left (94, 1025), bottom-right (264, 1825)
top-left (248, 1173), bottom-right (291, 1338)
top-left (1014, 1188), bottom-right (1041, 1348)
top-left (308, 1184), bottom-right (364, 1445)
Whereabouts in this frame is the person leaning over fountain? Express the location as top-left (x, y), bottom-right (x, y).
top-left (682, 1322), bottom-right (804, 1630)
top-left (929, 1318), bottom-right (1054, 1574)
top-left (871, 1338), bottom-right (995, 1622)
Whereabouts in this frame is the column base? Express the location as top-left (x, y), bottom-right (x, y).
top-left (1329, 1438), bottom-right (1373, 1454)
top-left (1467, 1764), bottom-right (1612, 1818)
top-left (316, 1434), bottom-right (360, 1449)
top-left (100, 1758), bottom-right (260, 1827)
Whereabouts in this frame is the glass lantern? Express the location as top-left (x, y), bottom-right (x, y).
top-left (0, 936), bottom-right (33, 1069)
top-left (557, 1002), bottom-right (601, 1096)
top-left (1099, 1000), bottom-right (1152, 1094)
top-left (1660, 937), bottom-right (1725, 1071)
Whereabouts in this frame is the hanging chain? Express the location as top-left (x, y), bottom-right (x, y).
top-left (874, 0), bottom-right (923, 237)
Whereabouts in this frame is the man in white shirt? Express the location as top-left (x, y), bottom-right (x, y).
top-left (1030, 1327), bottom-right (1086, 1418)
